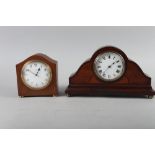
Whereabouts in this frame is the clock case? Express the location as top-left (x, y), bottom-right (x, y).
top-left (66, 46), bottom-right (155, 98)
top-left (16, 53), bottom-right (58, 97)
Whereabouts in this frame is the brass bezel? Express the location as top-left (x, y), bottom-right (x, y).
top-left (93, 52), bottom-right (126, 82)
top-left (21, 60), bottom-right (52, 90)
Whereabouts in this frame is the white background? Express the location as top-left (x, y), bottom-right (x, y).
top-left (0, 0), bottom-right (155, 155)
top-left (0, 26), bottom-right (155, 129)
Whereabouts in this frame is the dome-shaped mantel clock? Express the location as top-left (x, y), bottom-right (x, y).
top-left (16, 53), bottom-right (58, 97)
top-left (66, 46), bottom-right (155, 98)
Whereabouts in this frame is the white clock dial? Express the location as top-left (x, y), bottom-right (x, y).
top-left (94, 52), bottom-right (125, 81)
top-left (21, 61), bottom-right (52, 89)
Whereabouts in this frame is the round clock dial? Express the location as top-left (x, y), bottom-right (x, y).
top-left (94, 52), bottom-right (125, 81)
top-left (21, 61), bottom-right (52, 89)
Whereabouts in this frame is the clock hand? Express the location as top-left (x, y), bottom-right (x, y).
top-left (103, 66), bottom-right (110, 74)
top-left (36, 68), bottom-right (41, 76)
top-left (27, 69), bottom-right (40, 77)
top-left (103, 63), bottom-right (114, 73)
top-left (103, 61), bottom-right (117, 73)
top-left (111, 61), bottom-right (119, 66)
top-left (27, 69), bottom-right (36, 76)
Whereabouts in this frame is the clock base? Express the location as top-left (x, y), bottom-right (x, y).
top-left (66, 85), bottom-right (155, 98)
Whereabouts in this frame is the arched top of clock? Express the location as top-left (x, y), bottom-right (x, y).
top-left (70, 46), bottom-right (150, 82)
top-left (91, 46), bottom-right (128, 63)
top-left (16, 53), bottom-right (57, 67)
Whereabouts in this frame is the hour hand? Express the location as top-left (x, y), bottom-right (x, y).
top-left (36, 68), bottom-right (41, 76)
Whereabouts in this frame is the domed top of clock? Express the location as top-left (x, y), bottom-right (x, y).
top-left (16, 53), bottom-right (58, 97)
top-left (66, 46), bottom-right (155, 98)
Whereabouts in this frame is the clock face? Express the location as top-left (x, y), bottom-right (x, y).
top-left (21, 61), bottom-right (52, 89)
top-left (94, 52), bottom-right (125, 81)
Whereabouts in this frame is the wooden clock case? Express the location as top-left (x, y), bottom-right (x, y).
top-left (16, 53), bottom-right (58, 97)
top-left (66, 46), bottom-right (155, 98)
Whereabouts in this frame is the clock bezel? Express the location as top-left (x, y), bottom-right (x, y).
top-left (21, 60), bottom-right (52, 90)
top-left (93, 51), bottom-right (126, 82)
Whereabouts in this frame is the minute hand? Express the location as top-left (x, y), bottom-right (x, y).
top-left (28, 69), bottom-right (36, 76)
top-left (103, 61), bottom-right (117, 73)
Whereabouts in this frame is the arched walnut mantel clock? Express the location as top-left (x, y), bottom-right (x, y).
top-left (16, 53), bottom-right (58, 97)
top-left (66, 46), bottom-right (155, 98)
